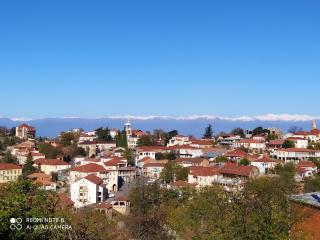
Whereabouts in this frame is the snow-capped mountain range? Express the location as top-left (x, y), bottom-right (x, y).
top-left (0, 114), bottom-right (318, 138)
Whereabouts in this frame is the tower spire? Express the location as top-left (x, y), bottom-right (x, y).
top-left (312, 119), bottom-right (317, 130)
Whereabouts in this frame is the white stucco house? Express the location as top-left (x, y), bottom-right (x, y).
top-left (70, 174), bottom-right (107, 208)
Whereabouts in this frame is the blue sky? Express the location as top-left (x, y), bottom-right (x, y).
top-left (0, 0), bottom-right (319, 119)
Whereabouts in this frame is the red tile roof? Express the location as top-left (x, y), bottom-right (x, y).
top-left (84, 174), bottom-right (103, 185)
top-left (57, 192), bottom-right (74, 207)
top-left (287, 137), bottom-right (308, 141)
top-left (96, 202), bottom-right (112, 209)
top-left (137, 156), bottom-right (154, 163)
top-left (219, 163), bottom-right (257, 177)
top-left (18, 124), bottom-right (35, 131)
top-left (70, 163), bottom-right (107, 173)
top-left (34, 158), bottom-right (71, 166)
top-left (188, 166), bottom-right (219, 176)
top-left (295, 131), bottom-right (317, 136)
top-left (268, 139), bottom-right (284, 145)
top-left (278, 148), bottom-right (314, 152)
top-left (0, 163), bottom-right (22, 170)
top-left (297, 160), bottom-right (317, 168)
top-left (144, 161), bottom-right (167, 167)
top-left (104, 157), bottom-right (126, 167)
top-left (27, 172), bottom-right (51, 179)
top-left (224, 149), bottom-right (247, 158)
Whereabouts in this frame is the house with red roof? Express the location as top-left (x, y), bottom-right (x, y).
top-left (27, 172), bottom-right (56, 191)
top-left (55, 192), bottom-right (74, 210)
top-left (0, 163), bottom-right (22, 183)
top-left (168, 144), bottom-right (203, 158)
top-left (33, 158), bottom-right (71, 175)
top-left (224, 149), bottom-right (247, 162)
top-left (296, 160), bottom-right (318, 178)
top-left (293, 131), bottom-right (319, 142)
top-left (274, 148), bottom-right (320, 163)
top-left (233, 138), bottom-right (266, 151)
top-left (167, 135), bottom-right (191, 147)
top-left (103, 157), bottom-right (127, 170)
top-left (187, 166), bottom-right (220, 187)
top-left (69, 163), bottom-right (108, 182)
top-left (250, 156), bottom-right (279, 174)
top-left (15, 124), bottom-right (36, 139)
top-left (69, 163), bottom-right (118, 192)
top-left (111, 195), bottom-right (130, 215)
top-left (267, 139), bottom-right (284, 151)
top-left (287, 137), bottom-right (308, 149)
top-left (70, 174), bottom-right (107, 208)
top-left (219, 163), bottom-right (259, 179)
top-left (135, 146), bottom-right (169, 163)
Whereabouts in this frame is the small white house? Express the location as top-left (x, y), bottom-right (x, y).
top-left (250, 156), bottom-right (278, 174)
top-left (70, 174), bottom-right (107, 208)
top-left (33, 158), bottom-right (71, 175)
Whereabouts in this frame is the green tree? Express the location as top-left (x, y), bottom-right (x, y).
top-left (175, 165), bottom-right (189, 181)
top-left (95, 127), bottom-right (112, 142)
top-left (215, 156), bottom-right (228, 163)
top-left (22, 153), bottom-right (37, 177)
top-left (233, 177), bottom-right (297, 239)
top-left (275, 162), bottom-right (297, 189)
top-left (309, 157), bottom-right (320, 168)
top-left (38, 142), bottom-right (62, 159)
top-left (128, 180), bottom-right (172, 240)
top-left (239, 158), bottom-right (250, 166)
top-left (164, 130), bottom-right (178, 145)
top-left (160, 161), bottom-right (176, 183)
top-left (155, 152), bottom-right (177, 160)
top-left (0, 151), bottom-right (18, 163)
top-left (137, 135), bottom-right (154, 146)
top-left (252, 126), bottom-right (267, 136)
top-left (203, 124), bottom-right (213, 139)
top-left (51, 172), bottom-right (59, 181)
top-left (124, 148), bottom-right (135, 166)
top-left (231, 127), bottom-right (245, 138)
top-left (115, 130), bottom-right (128, 148)
top-left (304, 175), bottom-right (320, 193)
top-left (283, 139), bottom-right (295, 148)
top-left (0, 178), bottom-right (57, 239)
top-left (62, 144), bottom-right (86, 162)
top-left (267, 133), bottom-right (278, 141)
top-left (59, 132), bottom-right (78, 147)
top-left (166, 151), bottom-right (177, 160)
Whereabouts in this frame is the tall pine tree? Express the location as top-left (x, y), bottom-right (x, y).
top-left (22, 153), bottom-right (37, 177)
top-left (203, 124), bottom-right (213, 139)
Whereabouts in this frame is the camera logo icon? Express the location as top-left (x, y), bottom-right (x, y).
top-left (9, 218), bottom-right (22, 230)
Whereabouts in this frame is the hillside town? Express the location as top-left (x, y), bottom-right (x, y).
top-left (1, 120), bottom-right (320, 238)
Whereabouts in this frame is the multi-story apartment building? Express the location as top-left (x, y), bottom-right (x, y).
top-left (15, 124), bottom-right (36, 139)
